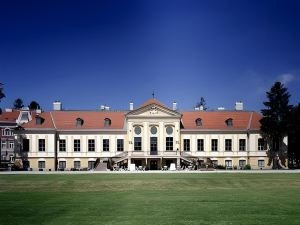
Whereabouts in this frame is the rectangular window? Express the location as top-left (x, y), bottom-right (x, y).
top-left (74, 161), bottom-right (81, 169)
top-left (166, 137), bottom-right (173, 151)
top-left (225, 139), bottom-right (232, 151)
top-left (239, 160), bottom-right (246, 168)
top-left (258, 138), bottom-right (265, 151)
top-left (74, 139), bottom-right (80, 152)
top-left (103, 139), bottom-right (109, 151)
top-left (117, 139), bottom-right (124, 151)
top-left (134, 137), bottom-right (142, 151)
top-left (59, 139), bottom-right (66, 152)
top-left (258, 160), bottom-right (265, 167)
top-left (197, 139), bottom-right (204, 151)
top-left (88, 161), bottom-right (95, 169)
top-left (38, 161), bottom-right (45, 169)
top-left (225, 160), bottom-right (232, 168)
top-left (88, 139), bottom-right (95, 152)
top-left (1, 140), bottom-right (6, 149)
top-left (183, 139), bottom-right (190, 151)
top-left (150, 137), bottom-right (157, 152)
top-left (9, 141), bottom-right (14, 149)
top-left (23, 139), bottom-right (29, 152)
top-left (59, 161), bottom-right (66, 169)
top-left (38, 139), bottom-right (45, 152)
top-left (239, 139), bottom-right (246, 151)
top-left (211, 139), bottom-right (218, 151)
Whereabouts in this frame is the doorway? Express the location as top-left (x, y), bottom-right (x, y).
top-left (149, 160), bottom-right (158, 170)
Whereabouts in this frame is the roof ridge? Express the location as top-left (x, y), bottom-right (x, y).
top-left (247, 112), bottom-right (253, 130)
top-left (50, 112), bottom-right (57, 129)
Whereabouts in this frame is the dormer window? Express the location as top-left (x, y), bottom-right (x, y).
top-left (104, 118), bottom-right (111, 127)
top-left (20, 112), bottom-right (29, 121)
top-left (76, 118), bottom-right (84, 127)
top-left (226, 118), bottom-right (233, 127)
top-left (35, 115), bottom-right (44, 125)
top-left (195, 118), bottom-right (202, 127)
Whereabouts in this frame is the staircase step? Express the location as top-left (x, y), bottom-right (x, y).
top-left (94, 162), bottom-right (107, 171)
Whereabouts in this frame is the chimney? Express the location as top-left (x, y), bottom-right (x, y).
top-left (235, 101), bottom-right (243, 111)
top-left (129, 102), bottom-right (134, 111)
top-left (199, 105), bottom-right (204, 111)
top-left (217, 107), bottom-right (225, 111)
top-left (53, 101), bottom-right (62, 111)
top-left (172, 101), bottom-right (177, 111)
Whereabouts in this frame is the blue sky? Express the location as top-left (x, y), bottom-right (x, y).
top-left (0, 0), bottom-right (299, 111)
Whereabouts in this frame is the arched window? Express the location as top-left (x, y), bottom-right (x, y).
top-left (195, 118), bottom-right (202, 127)
top-left (225, 118), bottom-right (233, 127)
top-left (3, 128), bottom-right (11, 136)
top-left (76, 118), bottom-right (84, 127)
top-left (104, 118), bottom-right (111, 127)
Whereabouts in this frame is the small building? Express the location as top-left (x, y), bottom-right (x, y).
top-left (0, 108), bottom-right (33, 168)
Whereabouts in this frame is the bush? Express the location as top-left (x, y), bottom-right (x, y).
top-left (243, 164), bottom-right (251, 170)
top-left (215, 165), bottom-right (226, 170)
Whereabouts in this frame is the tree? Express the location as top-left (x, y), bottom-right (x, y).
top-left (28, 101), bottom-right (40, 110)
top-left (13, 98), bottom-right (24, 109)
top-left (287, 103), bottom-right (300, 168)
top-left (0, 83), bottom-right (5, 114)
top-left (195, 97), bottom-right (208, 110)
top-left (260, 82), bottom-right (292, 169)
top-left (0, 82), bottom-right (5, 102)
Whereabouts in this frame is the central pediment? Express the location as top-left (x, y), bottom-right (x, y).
top-left (126, 99), bottom-right (181, 118)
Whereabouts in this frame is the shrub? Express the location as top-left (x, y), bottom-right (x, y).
top-left (243, 164), bottom-right (251, 170)
top-left (216, 165), bottom-right (226, 170)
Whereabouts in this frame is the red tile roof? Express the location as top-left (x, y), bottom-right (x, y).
top-left (23, 111), bottom-right (126, 130)
top-left (140, 98), bottom-right (167, 109)
top-left (22, 112), bottom-right (55, 129)
top-left (0, 111), bottom-right (20, 123)
top-left (181, 111), bottom-right (261, 130)
top-left (20, 100), bottom-right (261, 131)
top-left (51, 111), bottom-right (125, 129)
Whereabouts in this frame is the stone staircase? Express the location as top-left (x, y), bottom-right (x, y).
top-left (94, 158), bottom-right (108, 171)
top-left (180, 152), bottom-right (193, 164)
top-left (114, 152), bottom-right (128, 164)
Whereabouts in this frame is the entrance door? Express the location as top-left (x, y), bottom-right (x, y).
top-left (150, 160), bottom-right (158, 170)
top-left (150, 137), bottom-right (158, 155)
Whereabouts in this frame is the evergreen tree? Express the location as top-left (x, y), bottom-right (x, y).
top-left (196, 97), bottom-right (208, 110)
top-left (13, 98), bottom-right (24, 109)
top-left (28, 101), bottom-right (40, 110)
top-left (260, 82), bottom-right (292, 169)
top-left (287, 104), bottom-right (300, 168)
top-left (0, 83), bottom-right (5, 102)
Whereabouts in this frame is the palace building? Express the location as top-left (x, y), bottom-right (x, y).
top-left (13, 98), bottom-right (271, 171)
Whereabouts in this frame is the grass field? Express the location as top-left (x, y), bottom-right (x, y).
top-left (0, 173), bottom-right (300, 225)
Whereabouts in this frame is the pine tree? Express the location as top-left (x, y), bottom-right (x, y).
top-left (196, 97), bottom-right (208, 110)
top-left (260, 82), bottom-right (292, 169)
top-left (13, 98), bottom-right (24, 109)
top-left (287, 104), bottom-right (300, 168)
top-left (0, 83), bottom-right (5, 102)
top-left (28, 101), bottom-right (40, 110)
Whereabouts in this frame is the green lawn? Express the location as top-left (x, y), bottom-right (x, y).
top-left (0, 173), bottom-right (300, 225)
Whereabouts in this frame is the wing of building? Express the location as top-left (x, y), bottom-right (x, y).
top-left (14, 99), bottom-right (269, 171)
top-left (0, 108), bottom-right (34, 167)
